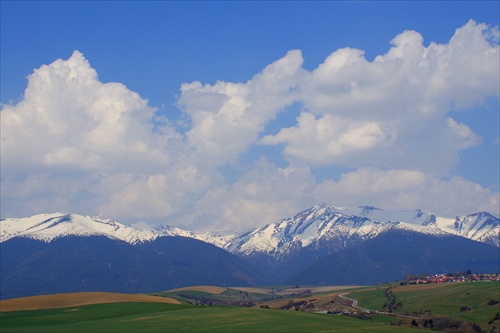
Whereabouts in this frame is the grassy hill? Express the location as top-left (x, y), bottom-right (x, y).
top-left (1, 282), bottom-right (498, 332)
top-left (350, 281), bottom-right (500, 332)
top-left (0, 301), bottom-right (418, 333)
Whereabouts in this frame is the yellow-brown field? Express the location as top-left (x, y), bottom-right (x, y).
top-left (232, 285), bottom-right (364, 295)
top-left (275, 285), bottom-right (364, 295)
top-left (166, 285), bottom-right (227, 294)
top-left (0, 292), bottom-right (180, 312)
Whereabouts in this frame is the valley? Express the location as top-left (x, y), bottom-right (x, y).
top-left (1, 282), bottom-right (498, 332)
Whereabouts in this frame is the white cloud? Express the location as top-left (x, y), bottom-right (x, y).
top-left (315, 167), bottom-right (499, 217)
top-left (262, 20), bottom-right (498, 173)
top-left (1, 51), bottom-right (178, 176)
top-left (178, 49), bottom-right (307, 166)
top-left (172, 164), bottom-right (499, 232)
top-left (0, 51), bottom-right (189, 223)
top-left (1, 21), bottom-right (499, 232)
top-left (182, 160), bottom-right (317, 232)
top-left (261, 112), bottom-right (397, 166)
top-left (96, 163), bottom-right (222, 224)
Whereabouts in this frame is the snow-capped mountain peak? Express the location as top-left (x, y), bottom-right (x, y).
top-left (1, 205), bottom-right (498, 256)
top-left (0, 213), bottom-right (157, 244)
top-left (224, 204), bottom-right (498, 259)
top-left (0, 213), bottom-right (234, 247)
top-left (436, 212), bottom-right (499, 245)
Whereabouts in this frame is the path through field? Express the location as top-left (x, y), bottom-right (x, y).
top-left (339, 293), bottom-right (418, 319)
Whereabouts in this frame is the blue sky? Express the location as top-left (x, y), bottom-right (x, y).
top-left (1, 1), bottom-right (499, 232)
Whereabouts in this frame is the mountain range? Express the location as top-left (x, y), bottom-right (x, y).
top-left (1, 204), bottom-right (498, 299)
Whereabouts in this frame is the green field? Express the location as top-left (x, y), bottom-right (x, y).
top-left (152, 287), bottom-right (280, 306)
top-left (2, 282), bottom-right (499, 332)
top-left (0, 302), bottom-right (418, 333)
top-left (352, 281), bottom-right (500, 331)
top-left (348, 287), bottom-right (388, 310)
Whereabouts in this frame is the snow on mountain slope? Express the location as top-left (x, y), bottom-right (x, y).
top-left (0, 213), bottom-right (157, 244)
top-left (1, 205), bottom-right (498, 253)
top-left (0, 213), bottom-right (235, 247)
top-left (225, 204), bottom-right (499, 258)
top-left (152, 225), bottom-right (235, 248)
top-left (337, 206), bottom-right (438, 226)
top-left (0, 213), bottom-right (63, 239)
top-left (195, 231), bottom-right (237, 248)
top-left (436, 212), bottom-right (499, 246)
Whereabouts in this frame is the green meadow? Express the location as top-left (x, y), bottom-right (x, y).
top-left (352, 281), bottom-right (500, 331)
top-left (1, 302), bottom-right (416, 333)
top-left (2, 282), bottom-right (499, 332)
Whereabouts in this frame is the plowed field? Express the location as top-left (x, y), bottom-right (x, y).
top-left (0, 292), bottom-right (179, 312)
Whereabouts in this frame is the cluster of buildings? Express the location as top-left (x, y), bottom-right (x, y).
top-left (404, 273), bottom-right (499, 285)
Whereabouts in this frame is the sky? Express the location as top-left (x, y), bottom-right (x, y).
top-left (1, 1), bottom-right (499, 233)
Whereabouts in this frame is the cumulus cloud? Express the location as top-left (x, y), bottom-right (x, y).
top-left (1, 51), bottom-right (177, 175)
top-left (183, 160), bottom-right (317, 232)
top-left (315, 167), bottom-right (499, 217)
top-left (261, 112), bottom-right (398, 166)
top-left (1, 20), bottom-right (499, 231)
top-left (178, 49), bottom-right (307, 166)
top-left (0, 51), bottom-right (190, 223)
top-left (262, 20), bottom-right (498, 173)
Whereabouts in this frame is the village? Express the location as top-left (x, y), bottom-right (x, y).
top-left (403, 272), bottom-right (499, 285)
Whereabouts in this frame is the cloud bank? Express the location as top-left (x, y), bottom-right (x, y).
top-left (1, 20), bottom-right (499, 231)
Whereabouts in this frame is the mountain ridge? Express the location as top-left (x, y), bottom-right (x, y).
top-left (1, 204), bottom-right (498, 299)
top-left (224, 204), bottom-right (499, 260)
top-left (1, 204), bottom-right (498, 252)
top-left (0, 235), bottom-right (267, 299)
